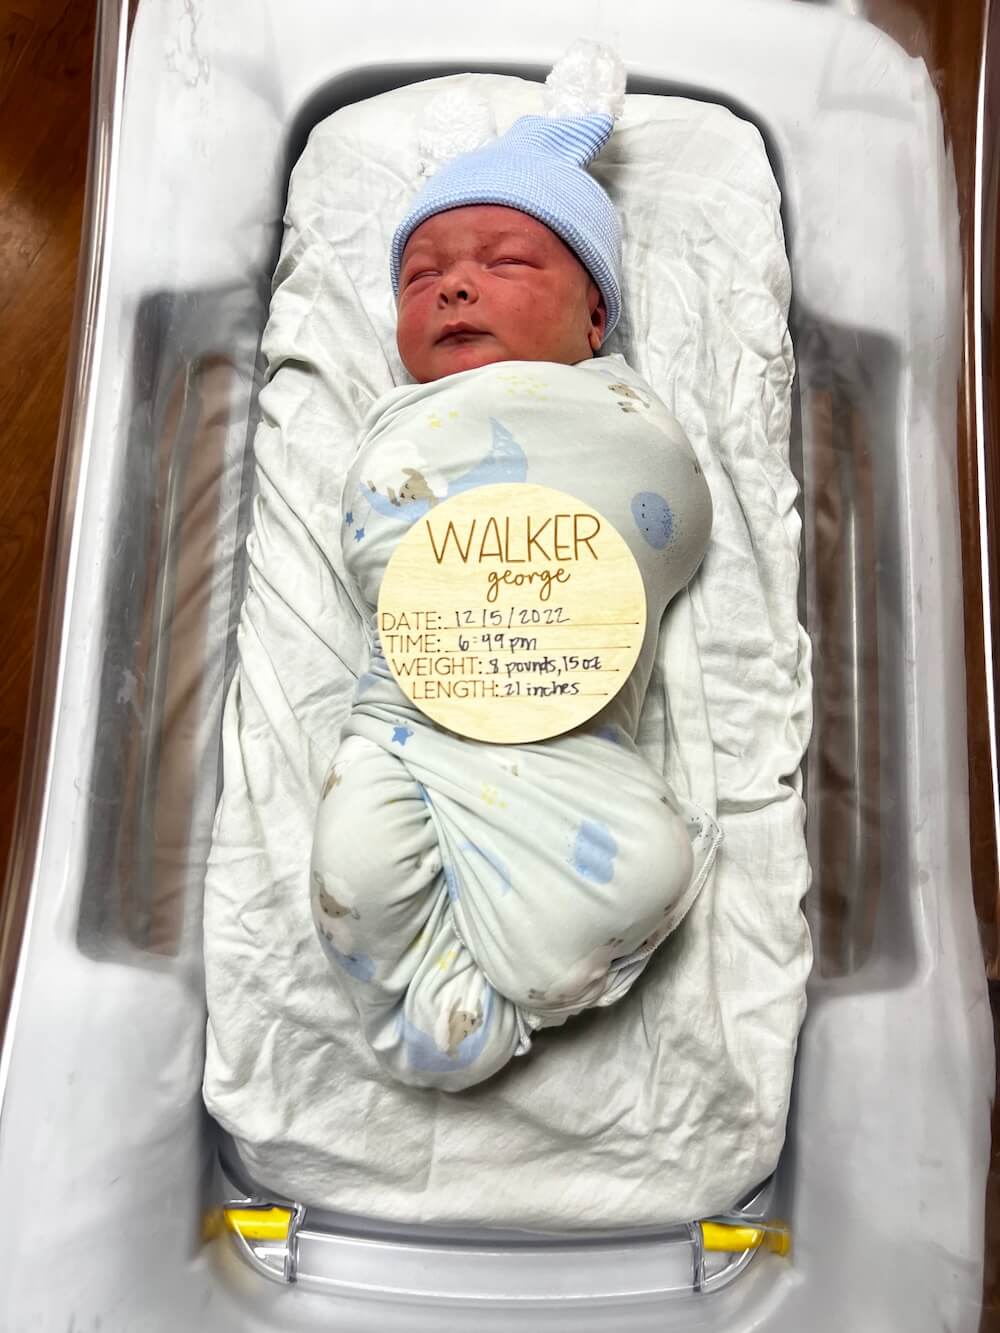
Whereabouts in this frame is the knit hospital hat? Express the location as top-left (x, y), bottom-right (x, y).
top-left (390, 41), bottom-right (627, 340)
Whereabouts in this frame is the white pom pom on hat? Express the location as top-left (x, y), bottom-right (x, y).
top-left (392, 40), bottom-right (627, 341)
top-left (543, 39), bottom-right (627, 120)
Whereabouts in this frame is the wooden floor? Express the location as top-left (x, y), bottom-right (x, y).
top-left (0, 0), bottom-right (93, 870)
top-left (0, 0), bottom-right (998, 1322)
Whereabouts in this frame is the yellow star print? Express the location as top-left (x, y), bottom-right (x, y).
top-left (480, 783), bottom-right (507, 810)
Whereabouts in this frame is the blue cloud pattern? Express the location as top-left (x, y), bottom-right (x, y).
top-left (572, 820), bottom-right (618, 884)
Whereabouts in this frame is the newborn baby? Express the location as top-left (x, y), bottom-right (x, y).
top-left (311, 69), bottom-right (719, 1090)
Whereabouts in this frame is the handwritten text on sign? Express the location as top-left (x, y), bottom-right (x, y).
top-left (377, 483), bottom-right (646, 743)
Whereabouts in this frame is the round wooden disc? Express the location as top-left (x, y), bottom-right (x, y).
top-left (377, 483), bottom-right (646, 744)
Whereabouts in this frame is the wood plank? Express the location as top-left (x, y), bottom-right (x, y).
top-left (0, 0), bottom-right (92, 885)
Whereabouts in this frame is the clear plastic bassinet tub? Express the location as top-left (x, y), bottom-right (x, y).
top-left (0, 0), bottom-right (997, 1329)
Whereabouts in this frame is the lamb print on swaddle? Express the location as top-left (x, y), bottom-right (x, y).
top-left (311, 357), bottom-right (721, 1090)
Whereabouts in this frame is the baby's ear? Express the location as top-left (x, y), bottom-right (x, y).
top-left (588, 286), bottom-right (608, 350)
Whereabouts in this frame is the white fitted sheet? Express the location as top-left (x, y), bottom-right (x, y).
top-left (203, 73), bottom-right (813, 1228)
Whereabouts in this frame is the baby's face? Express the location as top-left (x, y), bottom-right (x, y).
top-left (396, 205), bottom-right (606, 383)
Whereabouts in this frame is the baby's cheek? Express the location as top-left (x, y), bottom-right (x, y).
top-left (395, 308), bottom-right (417, 352)
top-left (396, 309), bottom-right (432, 378)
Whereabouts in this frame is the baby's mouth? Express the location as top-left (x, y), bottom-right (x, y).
top-left (436, 323), bottom-right (489, 346)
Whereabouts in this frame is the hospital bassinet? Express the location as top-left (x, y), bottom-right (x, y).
top-left (0, 0), bottom-right (996, 1329)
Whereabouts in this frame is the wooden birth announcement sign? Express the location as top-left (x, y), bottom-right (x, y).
top-left (377, 483), bottom-right (646, 744)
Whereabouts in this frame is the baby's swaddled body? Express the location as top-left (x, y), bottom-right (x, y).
top-left (312, 355), bottom-right (718, 1089)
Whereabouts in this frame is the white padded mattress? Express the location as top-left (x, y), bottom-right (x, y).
top-left (203, 73), bottom-right (812, 1228)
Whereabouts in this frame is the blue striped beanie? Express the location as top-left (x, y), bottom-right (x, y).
top-left (390, 43), bottom-right (627, 341)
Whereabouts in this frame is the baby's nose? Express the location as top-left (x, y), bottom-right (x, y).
top-left (438, 268), bottom-right (479, 304)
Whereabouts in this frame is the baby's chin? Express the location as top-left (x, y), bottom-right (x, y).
top-left (414, 339), bottom-right (511, 383)
top-left (408, 340), bottom-right (588, 384)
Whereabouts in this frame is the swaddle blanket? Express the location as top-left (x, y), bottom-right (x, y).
top-left (203, 74), bottom-right (813, 1228)
top-left (313, 356), bottom-right (720, 1090)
